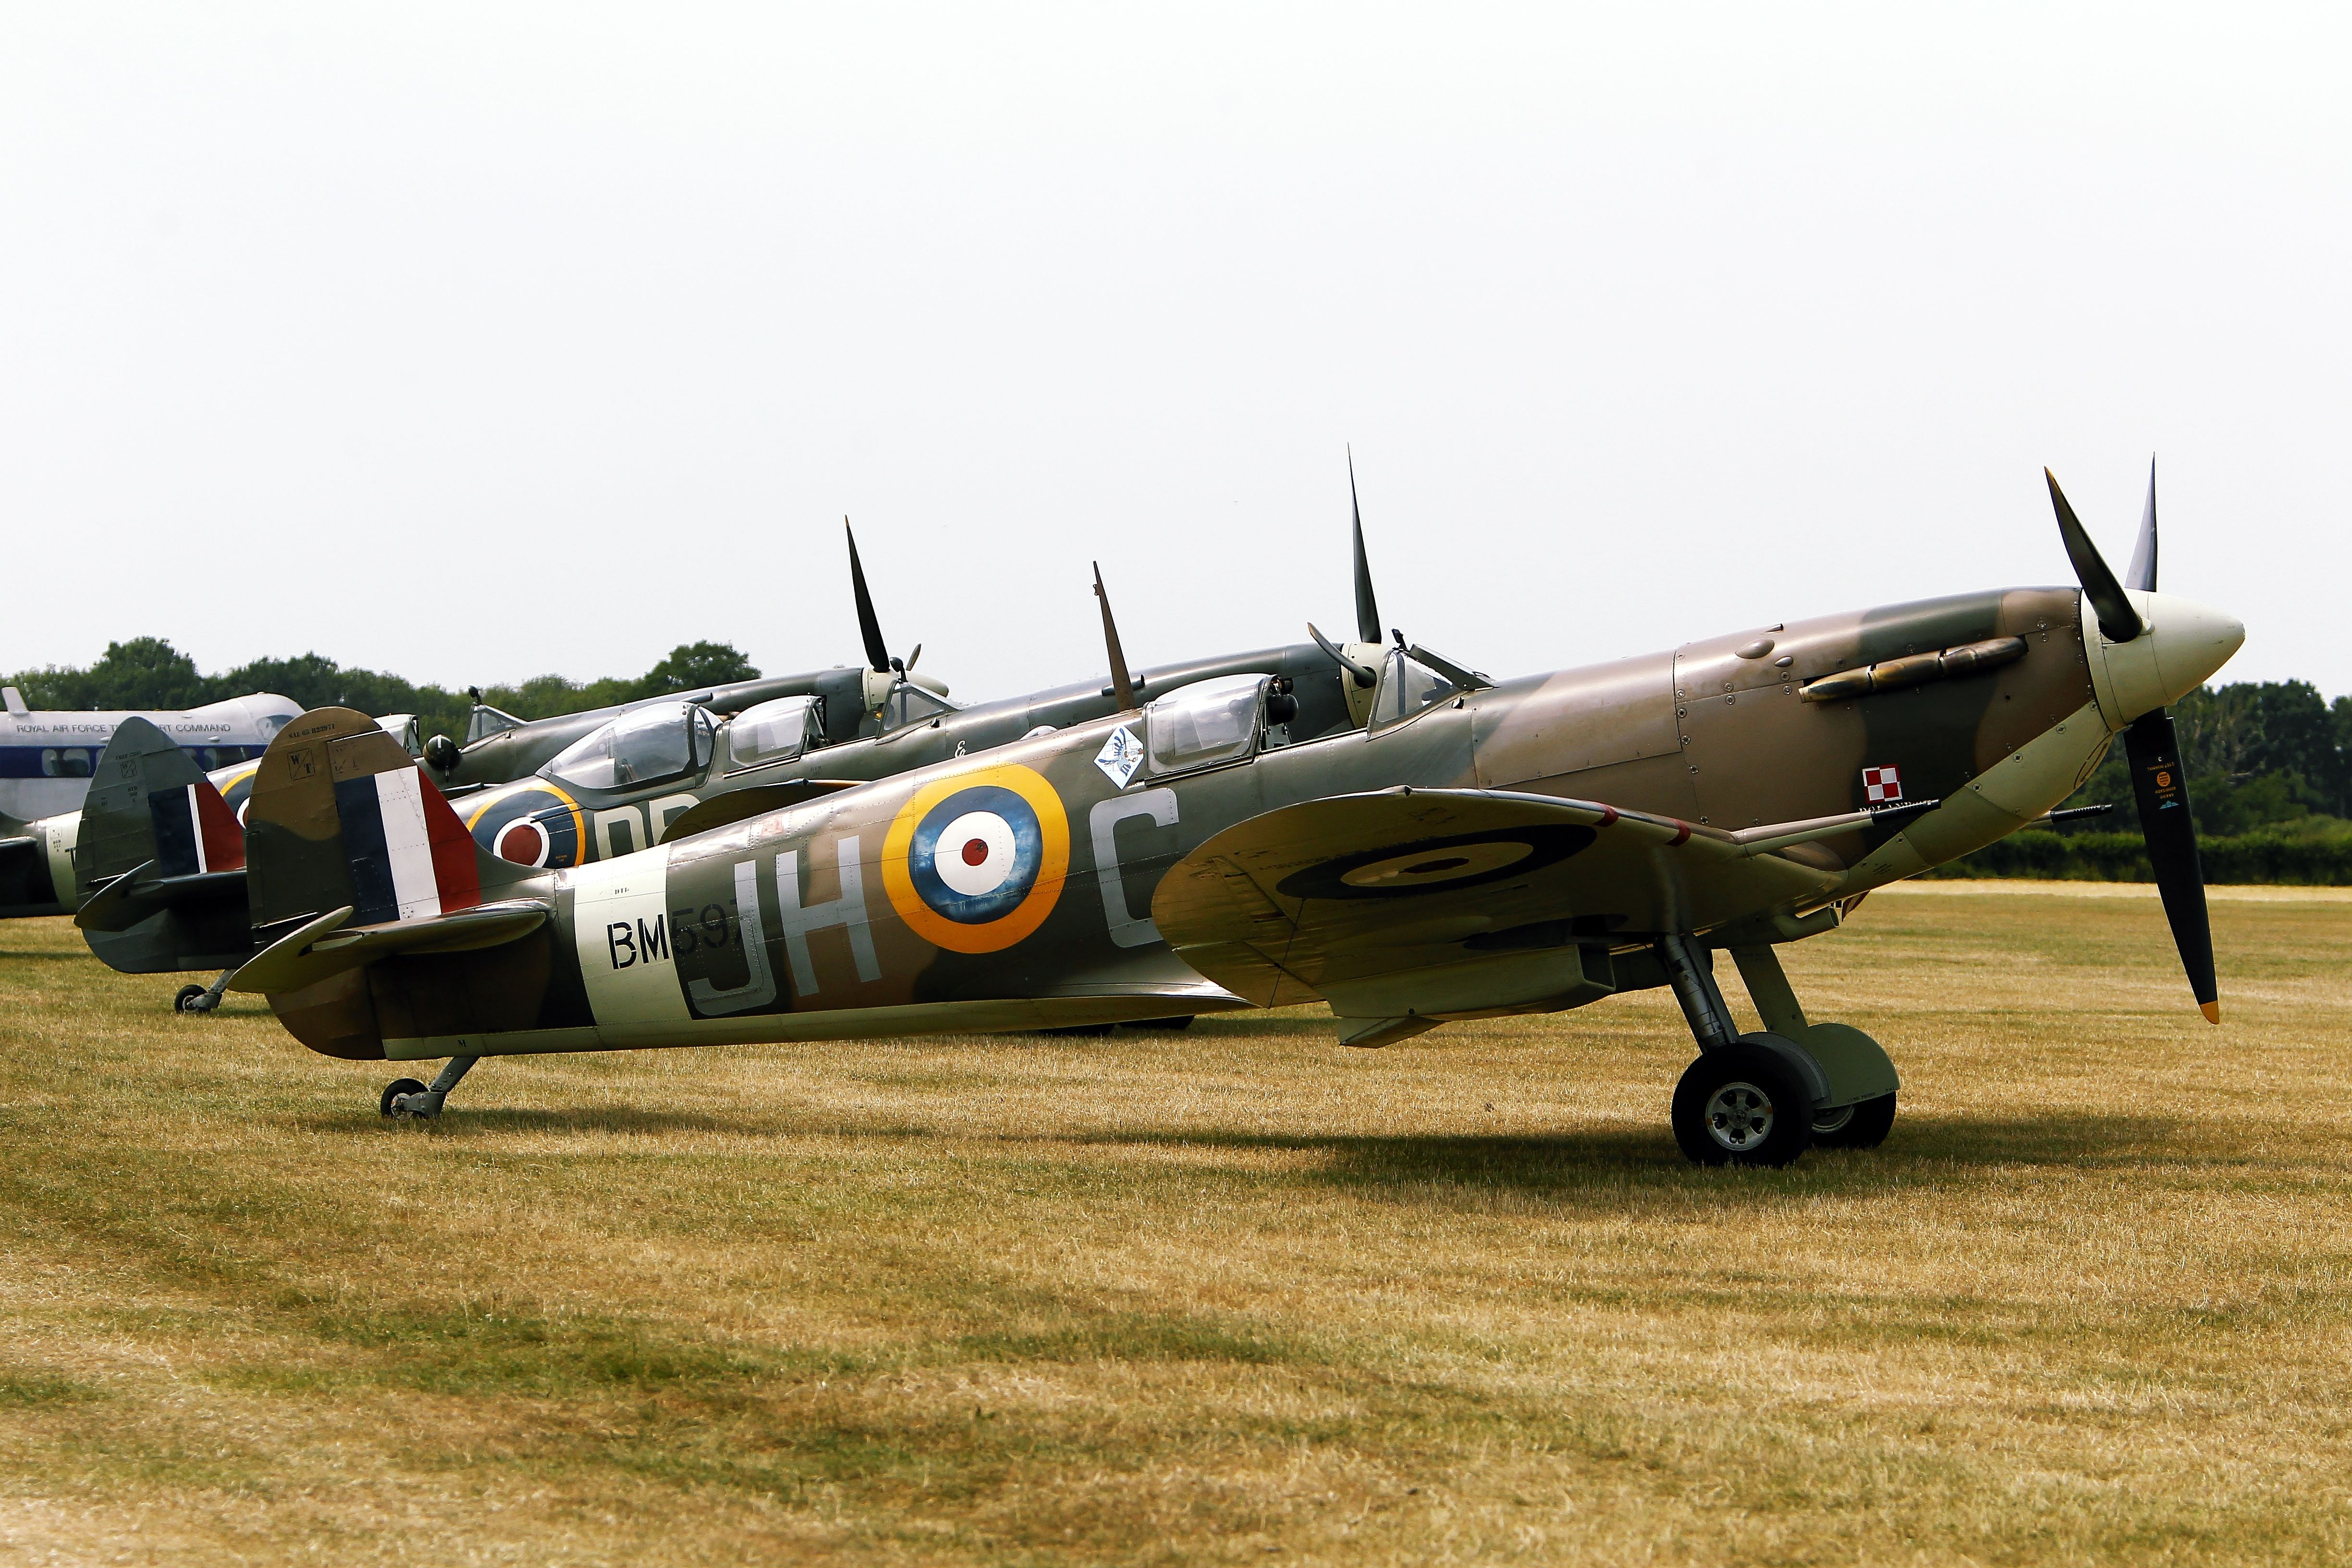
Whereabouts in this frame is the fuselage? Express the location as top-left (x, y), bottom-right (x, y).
top-left (0, 691), bottom-right (295, 823)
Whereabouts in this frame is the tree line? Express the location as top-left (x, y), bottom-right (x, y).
top-left (3, 637), bottom-right (763, 748)
top-left (1944, 680), bottom-right (2352, 883)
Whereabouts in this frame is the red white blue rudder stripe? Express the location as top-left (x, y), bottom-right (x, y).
top-left (331, 764), bottom-right (482, 924)
top-left (149, 780), bottom-right (246, 875)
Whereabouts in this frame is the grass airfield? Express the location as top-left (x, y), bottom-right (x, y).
top-left (0, 885), bottom-right (2347, 1565)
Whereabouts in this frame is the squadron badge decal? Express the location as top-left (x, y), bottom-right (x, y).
top-left (882, 763), bottom-right (1071, 952)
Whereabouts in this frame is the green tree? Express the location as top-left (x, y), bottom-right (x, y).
top-left (642, 642), bottom-right (760, 694)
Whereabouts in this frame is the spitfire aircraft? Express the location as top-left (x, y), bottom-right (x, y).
top-left (225, 463), bottom-right (2239, 1165)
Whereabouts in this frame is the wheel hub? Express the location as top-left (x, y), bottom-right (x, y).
top-left (1703, 1081), bottom-right (1776, 1151)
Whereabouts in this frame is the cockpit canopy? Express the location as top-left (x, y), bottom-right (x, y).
top-left (1144, 674), bottom-right (1277, 775)
top-left (544, 701), bottom-right (715, 792)
top-left (723, 695), bottom-right (827, 772)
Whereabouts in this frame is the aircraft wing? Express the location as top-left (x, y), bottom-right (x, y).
top-left (1149, 787), bottom-right (1848, 1011)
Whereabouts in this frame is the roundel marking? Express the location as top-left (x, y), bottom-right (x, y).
top-left (1276, 824), bottom-right (1596, 901)
top-left (882, 763), bottom-right (1070, 953)
top-left (465, 782), bottom-right (586, 870)
top-left (494, 817), bottom-right (552, 868)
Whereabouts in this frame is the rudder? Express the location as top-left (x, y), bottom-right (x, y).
top-left (246, 707), bottom-right (535, 937)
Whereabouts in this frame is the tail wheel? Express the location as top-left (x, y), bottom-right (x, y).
top-left (172, 984), bottom-right (208, 1013)
top-left (1672, 1044), bottom-right (1814, 1167)
top-left (380, 1078), bottom-right (429, 1118)
top-left (1813, 1092), bottom-right (1897, 1149)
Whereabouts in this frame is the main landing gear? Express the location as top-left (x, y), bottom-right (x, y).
top-left (1654, 934), bottom-right (1899, 1168)
top-left (380, 1055), bottom-right (479, 1120)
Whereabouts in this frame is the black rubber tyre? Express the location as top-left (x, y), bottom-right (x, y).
top-left (1672, 1045), bottom-right (1814, 1167)
top-left (173, 984), bottom-right (208, 1013)
top-left (380, 1078), bottom-right (429, 1118)
top-left (1811, 1092), bottom-right (1897, 1149)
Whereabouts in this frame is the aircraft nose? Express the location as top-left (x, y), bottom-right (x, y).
top-left (2146, 592), bottom-right (2245, 706)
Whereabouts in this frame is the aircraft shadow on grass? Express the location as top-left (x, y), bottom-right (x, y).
top-left (308, 1097), bottom-right (2176, 1205)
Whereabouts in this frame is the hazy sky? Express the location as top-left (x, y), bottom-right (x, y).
top-left (2, 4), bottom-right (2345, 705)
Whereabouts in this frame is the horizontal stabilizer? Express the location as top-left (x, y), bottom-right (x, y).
top-left (231, 898), bottom-right (551, 995)
top-left (74, 859), bottom-right (248, 932)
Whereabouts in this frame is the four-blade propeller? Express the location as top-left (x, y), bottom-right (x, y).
top-left (2046, 462), bottom-right (2219, 1024)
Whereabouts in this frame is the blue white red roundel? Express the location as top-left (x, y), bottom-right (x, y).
top-left (907, 785), bottom-right (1043, 924)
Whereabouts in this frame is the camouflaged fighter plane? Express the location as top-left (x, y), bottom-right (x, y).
top-left (66, 519), bottom-right (1381, 1012)
top-left (226, 465), bottom-right (2239, 1167)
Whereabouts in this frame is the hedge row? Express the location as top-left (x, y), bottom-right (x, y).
top-left (1929, 828), bottom-right (2352, 885)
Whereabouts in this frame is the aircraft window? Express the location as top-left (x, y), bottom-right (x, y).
top-left (546, 701), bottom-right (704, 791)
top-left (877, 682), bottom-right (956, 734)
top-left (41, 747), bottom-right (93, 778)
top-left (257, 714), bottom-right (293, 738)
top-left (1145, 674), bottom-right (1267, 774)
top-left (725, 696), bottom-right (824, 771)
top-left (1370, 649), bottom-right (1459, 729)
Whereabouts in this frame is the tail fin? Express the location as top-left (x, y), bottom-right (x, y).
top-left (76, 716), bottom-right (246, 902)
top-left (246, 706), bottom-right (538, 937)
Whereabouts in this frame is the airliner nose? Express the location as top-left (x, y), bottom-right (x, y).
top-left (2146, 592), bottom-right (2245, 706)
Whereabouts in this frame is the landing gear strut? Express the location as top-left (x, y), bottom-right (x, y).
top-left (380, 1055), bottom-right (479, 1120)
top-left (1654, 934), bottom-right (1899, 1166)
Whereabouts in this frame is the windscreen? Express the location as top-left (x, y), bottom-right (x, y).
top-left (1370, 650), bottom-right (1458, 728)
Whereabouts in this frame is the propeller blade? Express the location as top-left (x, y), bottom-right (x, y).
top-left (2124, 709), bottom-right (2218, 1023)
top-left (1348, 446), bottom-right (1383, 645)
top-left (1093, 562), bottom-right (1135, 711)
top-left (845, 518), bottom-right (891, 673)
top-left (2045, 469), bottom-right (2144, 643)
top-left (2124, 456), bottom-right (2158, 593)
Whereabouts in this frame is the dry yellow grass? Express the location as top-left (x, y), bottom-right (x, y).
top-left (0, 884), bottom-right (2346, 1565)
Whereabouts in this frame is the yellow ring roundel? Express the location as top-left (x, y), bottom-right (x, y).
top-left (882, 763), bottom-right (1070, 954)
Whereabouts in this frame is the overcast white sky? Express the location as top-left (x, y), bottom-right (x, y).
top-left (1, 4), bottom-right (2345, 703)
